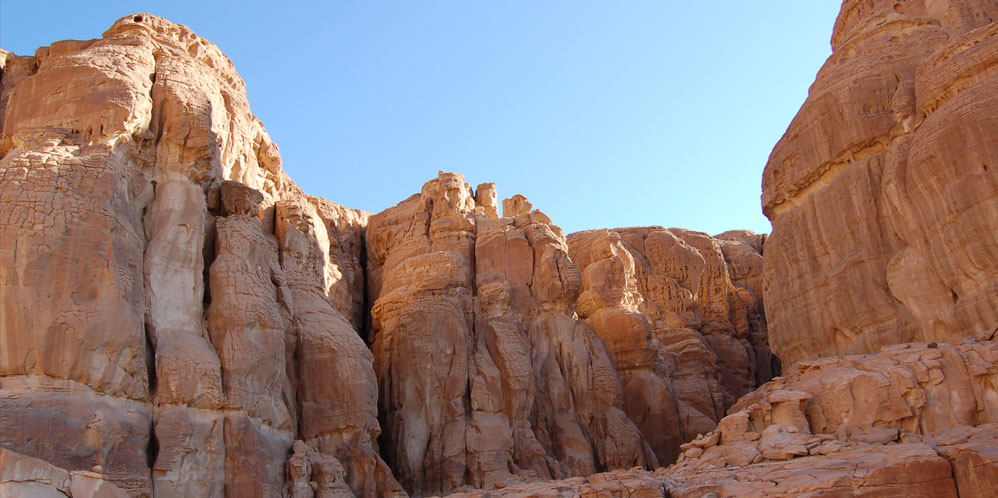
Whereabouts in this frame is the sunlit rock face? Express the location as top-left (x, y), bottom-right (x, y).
top-left (0, 14), bottom-right (399, 497)
top-left (8, 1), bottom-right (998, 497)
top-left (1, 13), bottom-right (773, 497)
top-left (762, 0), bottom-right (998, 367)
top-left (366, 173), bottom-right (658, 496)
top-left (440, 333), bottom-right (998, 498)
top-left (566, 228), bottom-right (772, 465)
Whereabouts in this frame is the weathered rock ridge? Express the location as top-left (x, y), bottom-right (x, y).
top-left (0, 14), bottom-right (772, 498)
top-left (763, 0), bottom-right (998, 367)
top-left (364, 174), bottom-right (772, 494)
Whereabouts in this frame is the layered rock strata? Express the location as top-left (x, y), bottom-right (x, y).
top-left (0, 14), bottom-right (397, 497)
top-left (763, 0), bottom-right (998, 366)
top-left (565, 228), bottom-right (772, 464)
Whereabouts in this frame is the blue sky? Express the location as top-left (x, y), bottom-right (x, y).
top-left (1, 1), bottom-right (841, 235)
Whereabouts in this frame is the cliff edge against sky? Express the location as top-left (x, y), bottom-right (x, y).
top-left (2, 1), bottom-right (998, 497)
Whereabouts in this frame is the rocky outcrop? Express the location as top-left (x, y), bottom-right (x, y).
top-left (442, 443), bottom-right (963, 498)
top-left (671, 336), bottom-right (998, 469)
top-left (366, 173), bottom-right (656, 496)
top-left (565, 228), bottom-right (772, 465)
top-left (762, 0), bottom-right (998, 367)
top-left (441, 335), bottom-right (998, 498)
top-left (0, 448), bottom-right (130, 498)
top-left (0, 14), bottom-right (395, 497)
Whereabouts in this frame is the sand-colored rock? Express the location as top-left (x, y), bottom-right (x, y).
top-left (367, 174), bottom-right (654, 496)
top-left (0, 13), bottom-right (391, 497)
top-left (664, 336), bottom-right (998, 480)
top-left (441, 337), bottom-right (998, 498)
top-left (276, 198), bottom-right (403, 498)
top-left (763, 0), bottom-right (998, 367)
top-left (0, 448), bottom-right (131, 498)
top-left (439, 443), bottom-right (960, 498)
top-left (566, 228), bottom-right (773, 464)
top-left (928, 424), bottom-right (998, 498)
top-left (8, 3), bottom-right (998, 497)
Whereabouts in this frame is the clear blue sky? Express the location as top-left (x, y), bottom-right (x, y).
top-left (1, 1), bottom-right (841, 235)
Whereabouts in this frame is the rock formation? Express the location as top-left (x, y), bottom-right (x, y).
top-left (1, 15), bottom-right (765, 496)
top-left (0, 447), bottom-right (131, 498)
top-left (565, 228), bottom-right (772, 464)
top-left (366, 173), bottom-right (659, 495)
top-left (763, 0), bottom-right (998, 367)
top-left (0, 14), bottom-right (398, 497)
top-left (440, 334), bottom-right (998, 497)
top-left (4, 1), bottom-right (998, 496)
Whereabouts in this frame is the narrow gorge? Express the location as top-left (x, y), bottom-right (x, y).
top-left (1, 1), bottom-right (997, 497)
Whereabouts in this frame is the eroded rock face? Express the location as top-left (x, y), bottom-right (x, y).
top-left (0, 447), bottom-right (131, 498)
top-left (441, 336), bottom-right (998, 498)
top-left (16, 3), bottom-right (998, 497)
top-left (367, 173), bottom-right (656, 496)
top-left (762, 0), bottom-right (998, 367)
top-left (0, 14), bottom-right (395, 497)
top-left (566, 228), bottom-right (773, 464)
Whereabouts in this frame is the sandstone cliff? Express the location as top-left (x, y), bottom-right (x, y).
top-left (362, 173), bottom-right (777, 495)
top-left (366, 174), bottom-right (656, 495)
top-left (0, 14), bottom-right (399, 497)
top-left (763, 0), bottom-right (998, 367)
top-left (566, 228), bottom-right (772, 465)
top-left (4, 1), bottom-right (998, 496)
top-left (0, 14), bottom-right (774, 498)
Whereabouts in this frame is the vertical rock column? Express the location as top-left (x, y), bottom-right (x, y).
top-left (367, 173), bottom-right (478, 495)
top-left (0, 22), bottom-right (157, 497)
top-left (201, 182), bottom-right (296, 497)
top-left (367, 173), bottom-right (655, 496)
top-left (276, 199), bottom-right (403, 498)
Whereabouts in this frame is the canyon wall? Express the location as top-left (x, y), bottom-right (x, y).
top-left (565, 228), bottom-right (771, 465)
top-left (364, 175), bottom-right (772, 494)
top-left (0, 14), bottom-right (773, 498)
top-left (4, 0), bottom-right (998, 496)
top-left (0, 14), bottom-right (399, 498)
top-left (763, 0), bottom-right (998, 367)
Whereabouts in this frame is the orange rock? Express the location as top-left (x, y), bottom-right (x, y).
top-left (367, 175), bottom-right (655, 495)
top-left (566, 228), bottom-right (773, 464)
top-left (442, 338), bottom-right (998, 498)
top-left (0, 14), bottom-right (394, 496)
top-left (0, 447), bottom-right (131, 498)
top-left (763, 0), bottom-right (998, 367)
